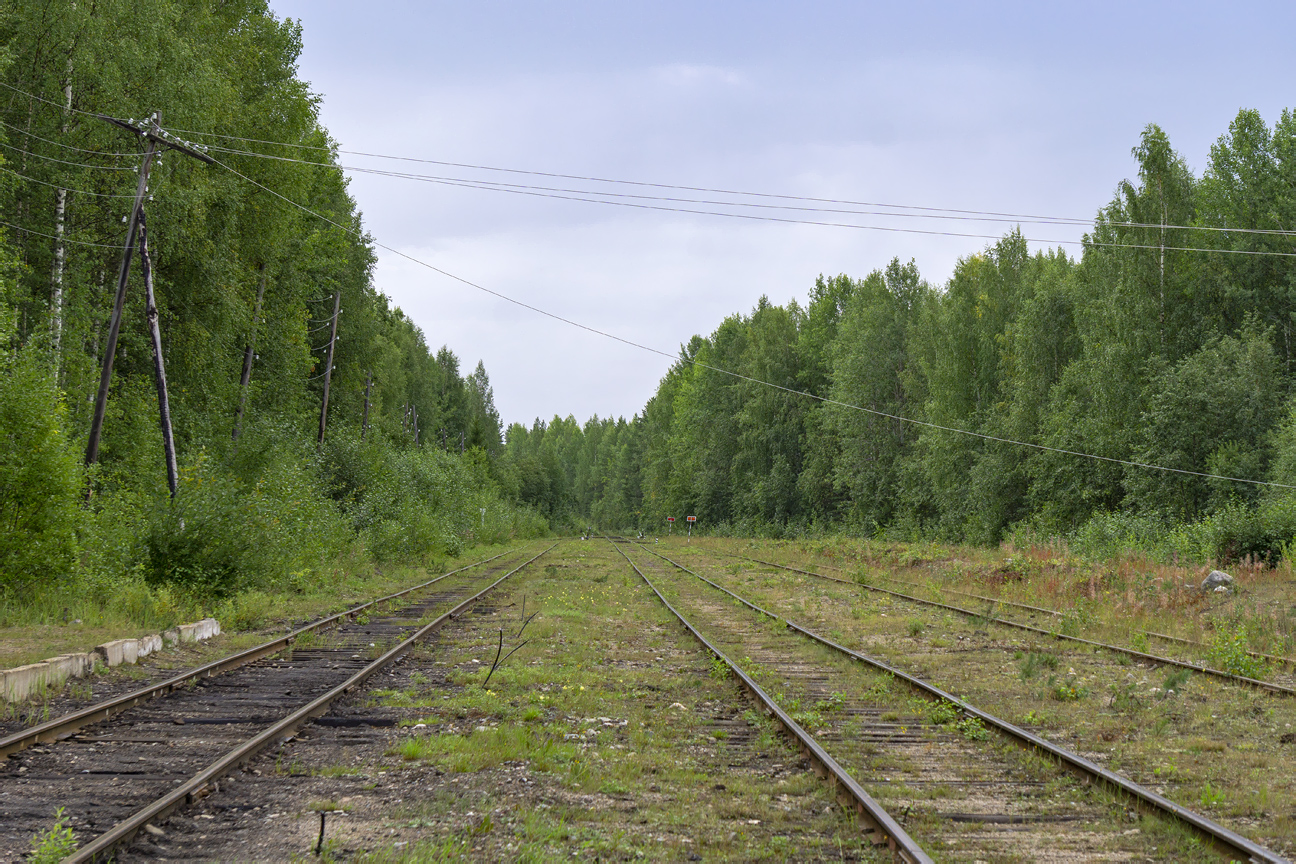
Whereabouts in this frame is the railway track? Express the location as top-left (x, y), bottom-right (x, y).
top-left (0, 544), bottom-right (552, 862)
top-left (614, 538), bottom-right (1285, 863)
top-left (707, 547), bottom-right (1296, 699)
top-left (839, 562), bottom-right (1295, 672)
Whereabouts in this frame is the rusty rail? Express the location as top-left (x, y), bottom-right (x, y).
top-left (716, 549), bottom-right (1296, 698)
top-left (65, 543), bottom-right (555, 862)
top-left (651, 543), bottom-right (1285, 864)
top-left (609, 539), bottom-right (933, 864)
top-left (788, 551), bottom-right (1294, 670)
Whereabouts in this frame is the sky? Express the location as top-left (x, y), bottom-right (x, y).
top-left (269, 0), bottom-right (1296, 429)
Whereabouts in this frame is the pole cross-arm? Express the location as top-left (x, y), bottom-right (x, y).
top-left (96, 114), bottom-right (216, 164)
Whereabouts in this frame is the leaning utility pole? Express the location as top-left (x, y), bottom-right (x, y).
top-left (84, 112), bottom-right (213, 495)
top-left (317, 287), bottom-right (342, 446)
top-left (136, 209), bottom-right (178, 497)
top-left (232, 264), bottom-right (267, 443)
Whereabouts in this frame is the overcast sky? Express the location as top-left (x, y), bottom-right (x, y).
top-left (269, 0), bottom-right (1296, 429)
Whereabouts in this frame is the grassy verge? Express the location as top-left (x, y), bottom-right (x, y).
top-left (0, 543), bottom-right (523, 672)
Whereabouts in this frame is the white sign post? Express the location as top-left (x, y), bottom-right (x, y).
top-left (686, 515), bottom-right (696, 541)
top-left (667, 516), bottom-right (675, 535)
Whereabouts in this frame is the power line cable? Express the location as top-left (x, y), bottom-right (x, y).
top-left (204, 143), bottom-right (1098, 230)
top-left (0, 140), bottom-right (136, 171)
top-left (0, 218), bottom-right (122, 248)
top-left (0, 119), bottom-right (137, 158)
top-left (352, 170), bottom-right (1296, 259)
top-left (203, 151), bottom-right (1296, 491)
top-left (201, 141), bottom-right (1296, 247)
top-left (0, 80), bottom-right (103, 119)
top-left (0, 164), bottom-right (138, 198)
top-left (186, 131), bottom-right (1296, 242)
top-left (4, 80), bottom-right (1290, 245)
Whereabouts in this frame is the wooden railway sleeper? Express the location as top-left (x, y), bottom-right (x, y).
top-left (60, 545), bottom-right (554, 863)
top-left (659, 543), bottom-right (1288, 864)
top-left (609, 538), bottom-right (933, 864)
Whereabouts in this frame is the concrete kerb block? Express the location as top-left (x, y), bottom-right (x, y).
top-left (1, 662), bottom-right (55, 702)
top-left (177, 618), bottom-right (221, 643)
top-left (47, 653), bottom-right (96, 679)
top-left (95, 638), bottom-right (140, 667)
top-left (137, 634), bottom-right (163, 658)
top-left (0, 619), bottom-right (221, 703)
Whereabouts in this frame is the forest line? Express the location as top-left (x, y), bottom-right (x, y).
top-left (2, 1), bottom-right (1295, 627)
top-left (509, 109), bottom-right (1296, 564)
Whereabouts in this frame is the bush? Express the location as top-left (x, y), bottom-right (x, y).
top-left (142, 440), bottom-right (350, 598)
top-left (0, 346), bottom-right (82, 593)
top-left (324, 435), bottom-right (535, 562)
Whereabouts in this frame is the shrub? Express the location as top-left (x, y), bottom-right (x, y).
top-left (0, 345), bottom-right (83, 593)
top-left (142, 439), bottom-right (350, 598)
top-left (1207, 621), bottom-right (1267, 680)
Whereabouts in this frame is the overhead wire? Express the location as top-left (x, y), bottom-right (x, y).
top-left (347, 170), bottom-right (1296, 259)
top-left (199, 142), bottom-right (1296, 251)
top-left (0, 140), bottom-right (136, 171)
top-left (3, 80), bottom-right (1291, 245)
top-left (203, 150), bottom-right (1296, 491)
top-left (0, 119), bottom-right (138, 158)
top-left (184, 131), bottom-right (1296, 242)
top-left (0, 218), bottom-right (122, 248)
top-left (0, 164), bottom-right (139, 198)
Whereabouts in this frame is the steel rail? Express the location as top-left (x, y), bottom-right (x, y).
top-left (791, 552), bottom-right (1294, 669)
top-left (0, 548), bottom-right (524, 760)
top-left (607, 538), bottom-right (933, 864)
top-left (711, 549), bottom-right (1296, 698)
top-left (65, 543), bottom-right (555, 863)
top-left (645, 543), bottom-right (1285, 864)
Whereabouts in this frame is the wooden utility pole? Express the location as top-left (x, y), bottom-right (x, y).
top-left (317, 287), bottom-right (341, 445)
top-left (84, 128), bottom-right (156, 469)
top-left (360, 373), bottom-right (372, 440)
top-left (136, 209), bottom-right (178, 497)
top-left (232, 264), bottom-right (267, 442)
top-left (84, 112), bottom-right (213, 477)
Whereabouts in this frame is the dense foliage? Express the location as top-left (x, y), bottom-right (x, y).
top-left (511, 113), bottom-right (1296, 562)
top-left (0, 0), bottom-right (543, 612)
top-left (2, 0), bottom-right (1295, 614)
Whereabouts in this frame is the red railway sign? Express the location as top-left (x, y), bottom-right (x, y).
top-left (686, 516), bottom-right (697, 522)
top-left (667, 517), bottom-right (675, 522)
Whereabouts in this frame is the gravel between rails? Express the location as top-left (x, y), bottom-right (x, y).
top-left (110, 540), bottom-right (869, 862)
top-left (624, 542), bottom-right (1240, 862)
top-left (0, 551), bottom-right (542, 862)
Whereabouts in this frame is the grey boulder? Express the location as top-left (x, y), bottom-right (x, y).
top-left (1202, 570), bottom-right (1235, 593)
